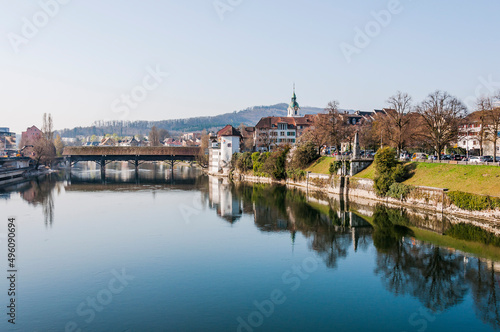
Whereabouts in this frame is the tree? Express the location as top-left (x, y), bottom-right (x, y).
top-left (158, 128), bottom-right (170, 142)
top-left (289, 141), bottom-right (319, 170)
top-left (149, 126), bottom-right (161, 146)
top-left (32, 113), bottom-right (56, 169)
top-left (384, 92), bottom-right (413, 157)
top-left (54, 135), bottom-right (64, 157)
top-left (313, 100), bottom-right (352, 153)
top-left (238, 124), bottom-right (255, 152)
top-left (481, 92), bottom-right (500, 161)
top-left (197, 129), bottom-right (209, 167)
top-left (41, 113), bottom-right (53, 141)
top-left (415, 91), bottom-right (467, 160)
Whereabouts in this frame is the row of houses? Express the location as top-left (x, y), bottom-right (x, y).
top-left (242, 89), bottom-right (385, 152)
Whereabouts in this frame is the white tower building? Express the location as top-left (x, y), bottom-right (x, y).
top-left (287, 84), bottom-right (301, 117)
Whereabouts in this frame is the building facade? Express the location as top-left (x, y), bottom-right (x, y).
top-left (0, 128), bottom-right (17, 155)
top-left (253, 89), bottom-right (315, 151)
top-left (208, 125), bottom-right (241, 175)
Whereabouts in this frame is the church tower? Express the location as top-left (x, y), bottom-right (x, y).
top-left (287, 84), bottom-right (300, 117)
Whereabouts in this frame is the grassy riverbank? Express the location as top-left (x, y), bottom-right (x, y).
top-left (305, 156), bottom-right (335, 174)
top-left (354, 162), bottom-right (500, 196)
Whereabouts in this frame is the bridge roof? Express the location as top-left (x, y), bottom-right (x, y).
top-left (63, 146), bottom-right (201, 156)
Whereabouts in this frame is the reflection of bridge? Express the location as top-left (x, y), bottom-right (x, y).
top-left (62, 146), bottom-right (201, 178)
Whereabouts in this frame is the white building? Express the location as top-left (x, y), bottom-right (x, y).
top-left (208, 125), bottom-right (242, 175)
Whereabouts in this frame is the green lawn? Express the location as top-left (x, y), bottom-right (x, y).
top-left (305, 156), bottom-right (335, 174)
top-left (354, 162), bottom-right (500, 196)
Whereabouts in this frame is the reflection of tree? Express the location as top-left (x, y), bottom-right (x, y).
top-left (233, 183), bottom-right (361, 269)
top-left (411, 246), bottom-right (467, 312)
top-left (21, 174), bottom-right (60, 226)
top-left (372, 205), bottom-right (467, 313)
top-left (467, 260), bottom-right (500, 329)
top-left (310, 231), bottom-right (350, 269)
top-left (373, 206), bottom-right (415, 295)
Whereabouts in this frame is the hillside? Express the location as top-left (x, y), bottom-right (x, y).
top-left (57, 103), bottom-right (333, 138)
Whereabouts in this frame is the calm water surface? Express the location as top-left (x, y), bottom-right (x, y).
top-left (1, 163), bottom-right (499, 332)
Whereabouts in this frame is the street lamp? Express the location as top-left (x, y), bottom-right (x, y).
top-left (306, 171), bottom-right (312, 198)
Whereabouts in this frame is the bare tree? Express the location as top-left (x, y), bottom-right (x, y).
top-left (415, 91), bottom-right (467, 160)
top-left (32, 113), bottom-right (56, 168)
top-left (41, 113), bottom-right (53, 141)
top-left (384, 92), bottom-right (413, 157)
top-left (158, 128), bottom-right (170, 142)
top-left (197, 129), bottom-right (209, 167)
top-left (484, 92), bottom-right (500, 161)
top-left (313, 100), bottom-right (352, 153)
top-left (149, 126), bottom-right (161, 146)
top-left (474, 96), bottom-right (493, 156)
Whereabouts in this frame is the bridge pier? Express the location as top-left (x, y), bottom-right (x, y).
top-left (100, 157), bottom-right (106, 180)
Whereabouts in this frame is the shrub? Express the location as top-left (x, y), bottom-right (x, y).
top-left (373, 147), bottom-right (409, 197)
top-left (447, 191), bottom-right (500, 211)
top-left (387, 183), bottom-right (414, 200)
top-left (374, 147), bottom-right (397, 174)
top-left (253, 152), bottom-right (268, 173)
top-left (290, 141), bottom-right (319, 169)
top-left (329, 161), bottom-right (342, 175)
top-left (374, 173), bottom-right (393, 197)
top-left (392, 164), bottom-right (408, 182)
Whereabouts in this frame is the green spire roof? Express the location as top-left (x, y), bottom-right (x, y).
top-left (289, 86), bottom-right (299, 109)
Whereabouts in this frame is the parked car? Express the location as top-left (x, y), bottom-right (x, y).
top-left (469, 156), bottom-right (486, 163)
top-left (428, 155), bottom-right (437, 160)
top-left (441, 155), bottom-right (452, 160)
top-left (483, 156), bottom-right (494, 162)
top-left (453, 154), bottom-right (463, 161)
top-left (412, 153), bottom-right (427, 160)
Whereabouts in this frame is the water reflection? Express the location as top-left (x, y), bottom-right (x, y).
top-left (4, 170), bottom-right (500, 330)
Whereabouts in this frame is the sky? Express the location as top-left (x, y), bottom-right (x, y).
top-left (1, 0), bottom-right (500, 134)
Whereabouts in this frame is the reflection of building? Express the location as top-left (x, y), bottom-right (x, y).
top-left (208, 176), bottom-right (242, 223)
top-left (208, 125), bottom-right (241, 175)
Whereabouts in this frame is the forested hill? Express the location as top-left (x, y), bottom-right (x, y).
top-left (57, 103), bottom-right (327, 137)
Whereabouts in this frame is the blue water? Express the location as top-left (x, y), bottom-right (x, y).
top-left (0, 166), bottom-right (499, 331)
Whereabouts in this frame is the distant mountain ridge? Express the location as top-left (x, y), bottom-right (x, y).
top-left (57, 103), bottom-right (350, 138)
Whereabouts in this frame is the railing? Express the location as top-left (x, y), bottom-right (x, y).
top-left (404, 159), bottom-right (500, 166)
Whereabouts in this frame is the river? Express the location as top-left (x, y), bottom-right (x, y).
top-left (0, 163), bottom-right (499, 331)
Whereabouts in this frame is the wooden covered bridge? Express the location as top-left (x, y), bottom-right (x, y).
top-left (62, 146), bottom-right (202, 176)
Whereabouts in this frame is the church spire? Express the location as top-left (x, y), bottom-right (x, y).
top-left (287, 84), bottom-right (300, 117)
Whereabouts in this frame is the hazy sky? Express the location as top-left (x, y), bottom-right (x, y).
top-left (1, 0), bottom-right (500, 134)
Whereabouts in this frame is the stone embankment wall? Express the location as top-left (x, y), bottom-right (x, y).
top-left (232, 171), bottom-right (500, 223)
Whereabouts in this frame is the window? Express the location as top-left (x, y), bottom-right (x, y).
top-left (280, 131), bottom-right (285, 136)
top-left (227, 143), bottom-right (231, 147)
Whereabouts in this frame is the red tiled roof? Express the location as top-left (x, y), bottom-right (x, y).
top-left (255, 116), bottom-right (315, 129)
top-left (217, 125), bottom-right (242, 137)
